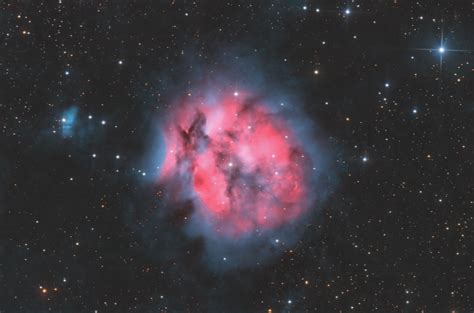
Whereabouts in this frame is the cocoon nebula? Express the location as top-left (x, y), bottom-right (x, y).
top-left (156, 85), bottom-right (327, 269)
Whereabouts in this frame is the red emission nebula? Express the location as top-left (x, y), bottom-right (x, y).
top-left (159, 90), bottom-right (313, 238)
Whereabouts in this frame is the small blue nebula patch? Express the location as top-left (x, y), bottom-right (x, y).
top-left (61, 107), bottom-right (79, 137)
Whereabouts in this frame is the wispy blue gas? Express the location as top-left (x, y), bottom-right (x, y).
top-left (61, 106), bottom-right (79, 137)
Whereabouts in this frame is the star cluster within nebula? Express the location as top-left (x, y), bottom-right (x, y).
top-left (158, 89), bottom-right (316, 239)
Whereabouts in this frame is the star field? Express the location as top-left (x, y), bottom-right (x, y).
top-left (0, 1), bottom-right (472, 312)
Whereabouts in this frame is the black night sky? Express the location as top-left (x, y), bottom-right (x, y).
top-left (0, 1), bottom-right (472, 313)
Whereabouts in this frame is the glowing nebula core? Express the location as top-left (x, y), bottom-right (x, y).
top-left (158, 89), bottom-right (315, 238)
